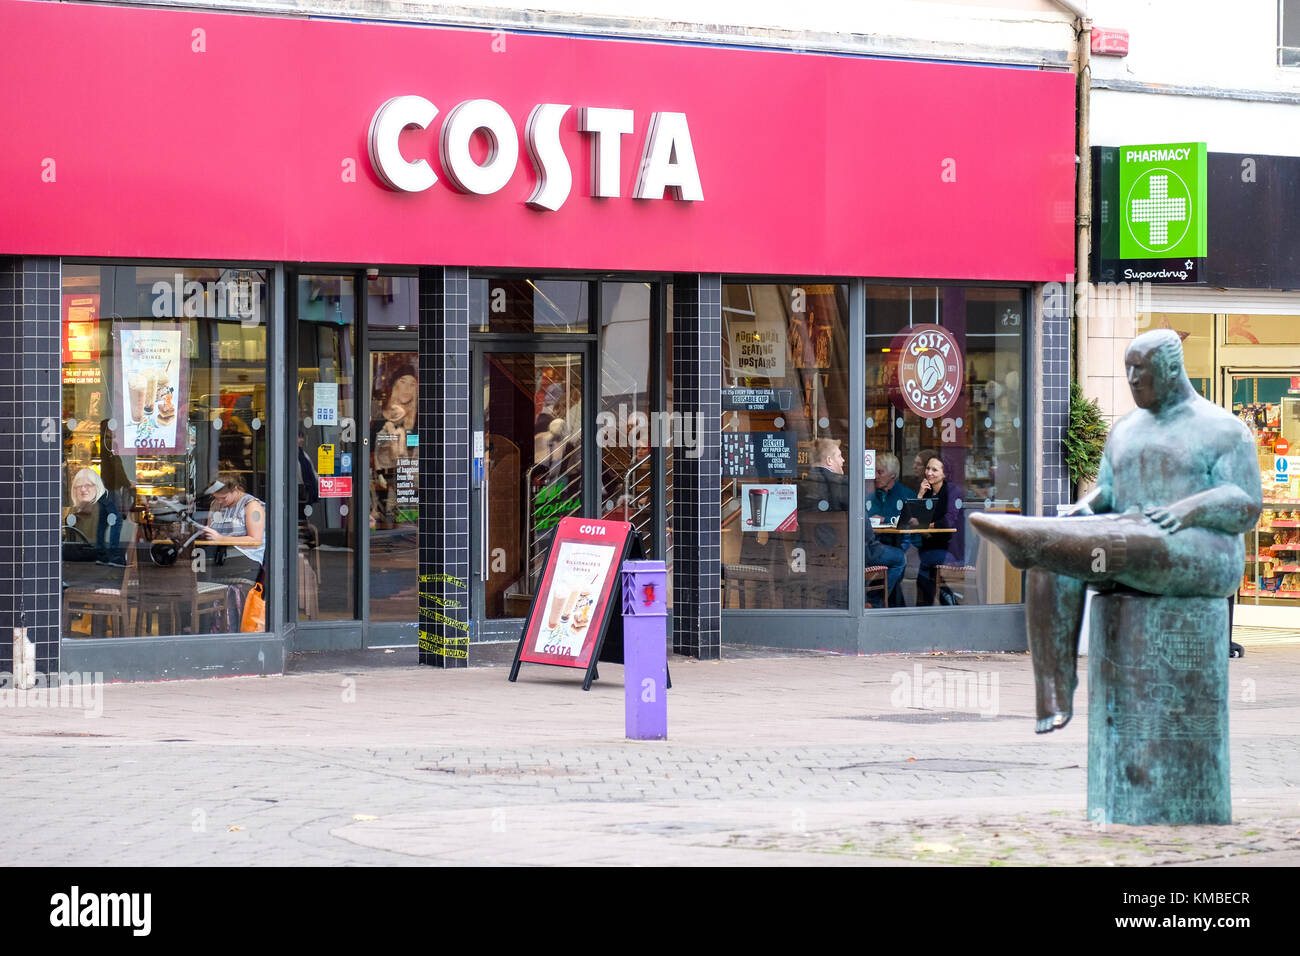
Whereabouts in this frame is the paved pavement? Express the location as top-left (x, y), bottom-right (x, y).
top-left (2, 629), bottom-right (1299, 866)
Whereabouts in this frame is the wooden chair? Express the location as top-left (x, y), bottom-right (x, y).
top-left (865, 564), bottom-right (890, 608)
top-left (136, 553), bottom-right (228, 635)
top-left (794, 509), bottom-right (849, 609)
top-left (63, 531), bottom-right (136, 638)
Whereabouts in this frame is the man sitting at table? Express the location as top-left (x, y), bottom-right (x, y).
top-left (866, 452), bottom-right (909, 606)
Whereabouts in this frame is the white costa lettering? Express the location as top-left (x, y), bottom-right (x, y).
top-left (368, 97), bottom-right (701, 208)
top-left (525, 103), bottom-right (572, 211)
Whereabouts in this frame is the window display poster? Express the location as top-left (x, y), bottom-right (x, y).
top-left (319, 475), bottom-right (352, 498)
top-left (727, 315), bottom-right (786, 378)
top-left (721, 387), bottom-right (794, 412)
top-left (313, 382), bottom-right (339, 426)
top-left (515, 517), bottom-right (633, 673)
top-left (114, 326), bottom-right (186, 454)
top-left (395, 457), bottom-right (418, 505)
top-left (723, 431), bottom-right (797, 478)
top-left (741, 483), bottom-right (798, 532)
top-left (62, 294), bottom-right (100, 379)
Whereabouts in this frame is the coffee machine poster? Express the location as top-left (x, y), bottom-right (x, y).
top-left (518, 517), bottom-right (633, 670)
top-left (114, 326), bottom-right (187, 454)
top-left (741, 483), bottom-right (798, 533)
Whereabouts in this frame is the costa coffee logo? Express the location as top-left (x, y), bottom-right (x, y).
top-left (367, 97), bottom-right (703, 211)
top-left (896, 324), bottom-right (963, 417)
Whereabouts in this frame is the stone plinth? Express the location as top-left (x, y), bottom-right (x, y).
top-left (1088, 593), bottom-right (1230, 825)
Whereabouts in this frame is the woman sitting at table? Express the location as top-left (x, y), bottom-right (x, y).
top-left (913, 454), bottom-right (958, 606)
top-left (65, 467), bottom-right (125, 566)
top-left (200, 472), bottom-right (265, 624)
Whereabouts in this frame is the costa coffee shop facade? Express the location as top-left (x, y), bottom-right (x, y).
top-left (0, 1), bottom-right (1076, 681)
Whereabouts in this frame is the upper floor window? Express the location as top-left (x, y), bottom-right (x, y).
top-left (1280, 0), bottom-right (1300, 65)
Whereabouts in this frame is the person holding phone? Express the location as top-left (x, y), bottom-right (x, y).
top-left (915, 454), bottom-right (957, 605)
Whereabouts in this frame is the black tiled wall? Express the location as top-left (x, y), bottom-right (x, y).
top-left (417, 267), bottom-right (471, 668)
top-left (670, 274), bottom-right (722, 659)
top-left (0, 258), bottom-right (62, 675)
top-left (1039, 285), bottom-right (1070, 514)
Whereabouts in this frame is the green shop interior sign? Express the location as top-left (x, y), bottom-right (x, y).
top-left (1118, 142), bottom-right (1207, 260)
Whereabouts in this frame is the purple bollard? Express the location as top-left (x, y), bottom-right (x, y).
top-left (621, 560), bottom-right (668, 740)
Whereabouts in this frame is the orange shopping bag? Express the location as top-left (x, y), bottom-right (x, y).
top-left (240, 581), bottom-right (266, 633)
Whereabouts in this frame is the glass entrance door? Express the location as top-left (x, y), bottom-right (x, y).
top-left (294, 274), bottom-right (359, 622)
top-left (472, 347), bottom-right (590, 632)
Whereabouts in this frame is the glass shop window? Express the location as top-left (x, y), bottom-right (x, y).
top-left (61, 263), bottom-right (270, 639)
top-left (863, 286), bottom-right (1025, 609)
top-left (720, 283), bottom-right (851, 610)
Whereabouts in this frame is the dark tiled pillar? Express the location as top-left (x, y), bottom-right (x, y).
top-left (1039, 285), bottom-right (1071, 514)
top-left (0, 258), bottom-right (61, 675)
top-left (417, 267), bottom-right (471, 668)
top-left (670, 274), bottom-right (722, 659)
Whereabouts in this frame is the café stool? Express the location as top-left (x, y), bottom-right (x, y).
top-left (722, 563), bottom-right (773, 609)
top-left (865, 565), bottom-right (890, 608)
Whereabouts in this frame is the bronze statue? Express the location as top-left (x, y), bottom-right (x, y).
top-left (970, 329), bottom-right (1262, 733)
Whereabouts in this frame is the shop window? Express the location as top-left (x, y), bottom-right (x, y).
top-left (864, 286), bottom-right (1024, 609)
top-left (470, 277), bottom-right (590, 333)
top-left (1231, 373), bottom-right (1300, 606)
top-left (61, 264), bottom-right (270, 639)
top-left (1223, 313), bottom-right (1300, 347)
top-left (1280, 0), bottom-right (1300, 66)
top-left (720, 283), bottom-right (850, 610)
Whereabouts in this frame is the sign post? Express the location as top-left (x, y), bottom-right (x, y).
top-left (620, 560), bottom-right (668, 740)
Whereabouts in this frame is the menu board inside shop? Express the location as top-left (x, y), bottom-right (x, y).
top-left (723, 431), bottom-right (797, 478)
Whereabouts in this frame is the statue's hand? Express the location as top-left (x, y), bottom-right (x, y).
top-left (1143, 502), bottom-right (1190, 533)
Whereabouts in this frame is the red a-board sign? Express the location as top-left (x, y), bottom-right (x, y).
top-left (512, 517), bottom-right (634, 684)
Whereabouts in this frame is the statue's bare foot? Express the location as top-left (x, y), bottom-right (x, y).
top-left (1035, 711), bottom-right (1072, 734)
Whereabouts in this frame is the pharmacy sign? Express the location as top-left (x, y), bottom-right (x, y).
top-left (1119, 142), bottom-right (1207, 260)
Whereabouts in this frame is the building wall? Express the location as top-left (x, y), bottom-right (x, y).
top-left (1084, 0), bottom-right (1300, 426)
top-left (95, 0), bottom-right (1079, 64)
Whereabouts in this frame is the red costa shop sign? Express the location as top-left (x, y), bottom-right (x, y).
top-left (319, 476), bottom-right (352, 498)
top-left (894, 324), bottom-right (964, 418)
top-left (0, 2), bottom-right (1075, 280)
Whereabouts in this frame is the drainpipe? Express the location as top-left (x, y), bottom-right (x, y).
top-left (1051, 0), bottom-right (1092, 502)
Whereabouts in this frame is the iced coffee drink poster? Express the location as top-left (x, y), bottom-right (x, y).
top-left (114, 326), bottom-right (186, 454)
top-left (517, 517), bottom-right (633, 671)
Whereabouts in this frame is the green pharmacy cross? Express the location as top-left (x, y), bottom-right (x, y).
top-left (1117, 142), bottom-right (1207, 261)
top-left (1130, 174), bottom-right (1187, 249)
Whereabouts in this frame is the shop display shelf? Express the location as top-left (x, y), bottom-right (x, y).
top-left (1265, 520), bottom-right (1300, 528)
top-left (1267, 544), bottom-right (1300, 551)
top-left (1239, 588), bottom-right (1300, 599)
top-left (1274, 565), bottom-right (1300, 573)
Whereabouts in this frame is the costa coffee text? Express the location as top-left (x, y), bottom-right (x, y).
top-left (368, 97), bottom-right (704, 210)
